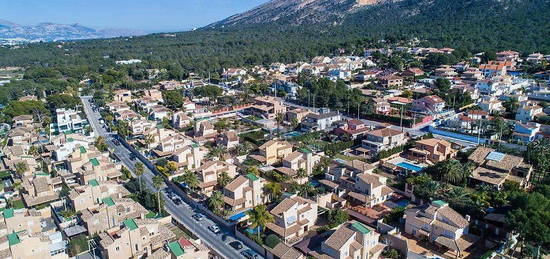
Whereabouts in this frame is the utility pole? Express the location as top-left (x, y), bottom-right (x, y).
top-left (477, 120), bottom-right (483, 145)
top-left (399, 105), bottom-right (404, 132)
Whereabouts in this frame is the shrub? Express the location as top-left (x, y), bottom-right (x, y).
top-left (265, 234), bottom-right (281, 249)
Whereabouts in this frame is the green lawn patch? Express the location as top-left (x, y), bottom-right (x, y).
top-left (9, 199), bottom-right (25, 209)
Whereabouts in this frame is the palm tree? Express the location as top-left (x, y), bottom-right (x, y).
top-left (135, 162), bottom-right (144, 194)
top-left (28, 146), bottom-right (39, 157)
top-left (144, 134), bottom-right (155, 146)
top-left (439, 159), bottom-right (463, 185)
top-left (208, 146), bottom-right (226, 159)
top-left (298, 183), bottom-right (315, 198)
top-left (444, 187), bottom-right (468, 206)
top-left (217, 171), bottom-right (231, 188)
top-left (275, 113), bottom-right (284, 136)
top-left (183, 170), bottom-right (199, 191)
top-left (246, 205), bottom-right (274, 238)
top-left (234, 143), bottom-right (251, 156)
top-left (264, 182), bottom-right (282, 200)
top-left (208, 191), bottom-right (224, 213)
top-left (290, 117), bottom-right (299, 129)
top-left (297, 168), bottom-right (308, 178)
top-left (152, 175), bottom-right (164, 216)
top-left (14, 162), bottom-right (28, 177)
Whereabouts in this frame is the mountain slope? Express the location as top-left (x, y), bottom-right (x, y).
top-left (208, 0), bottom-right (392, 27)
top-left (0, 20), bottom-right (146, 43)
top-left (0, 0), bottom-right (549, 70)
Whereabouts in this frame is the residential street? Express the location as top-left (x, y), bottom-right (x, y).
top-left (80, 96), bottom-right (261, 259)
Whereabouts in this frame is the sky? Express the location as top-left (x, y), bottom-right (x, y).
top-left (0, 0), bottom-right (269, 32)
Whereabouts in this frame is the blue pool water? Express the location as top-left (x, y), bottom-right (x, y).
top-left (228, 209), bottom-right (250, 222)
top-left (309, 180), bottom-right (320, 187)
top-left (394, 199), bottom-right (410, 208)
top-left (283, 131), bottom-right (303, 138)
top-left (245, 226), bottom-right (261, 234)
top-left (397, 162), bottom-right (424, 172)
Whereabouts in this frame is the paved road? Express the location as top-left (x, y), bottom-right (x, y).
top-left (80, 96), bottom-right (260, 259)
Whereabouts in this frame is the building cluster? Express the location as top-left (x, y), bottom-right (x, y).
top-left (0, 108), bottom-right (210, 258)
top-left (1, 45), bottom-right (549, 259)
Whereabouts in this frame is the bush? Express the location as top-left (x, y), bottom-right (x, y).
top-left (68, 234), bottom-right (89, 257)
top-left (327, 209), bottom-right (349, 228)
top-left (265, 234), bottom-right (281, 249)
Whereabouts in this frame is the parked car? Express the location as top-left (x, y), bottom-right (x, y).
top-left (241, 249), bottom-right (259, 259)
top-left (192, 213), bottom-right (205, 221)
top-left (229, 241), bottom-right (243, 250)
top-left (208, 225), bottom-right (221, 234)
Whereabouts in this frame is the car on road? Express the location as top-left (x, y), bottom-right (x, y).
top-left (112, 139), bottom-right (120, 146)
top-left (192, 213), bottom-right (205, 221)
top-left (229, 241), bottom-right (243, 250)
top-left (208, 225), bottom-right (221, 234)
top-left (173, 198), bottom-right (182, 205)
top-left (241, 249), bottom-right (259, 259)
top-left (129, 153), bottom-right (136, 160)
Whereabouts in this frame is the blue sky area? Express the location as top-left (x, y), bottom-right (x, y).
top-left (0, 0), bottom-right (269, 32)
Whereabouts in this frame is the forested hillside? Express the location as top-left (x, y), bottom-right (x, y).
top-left (0, 0), bottom-right (548, 72)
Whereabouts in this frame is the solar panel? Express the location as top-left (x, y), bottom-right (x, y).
top-left (486, 151), bottom-right (505, 162)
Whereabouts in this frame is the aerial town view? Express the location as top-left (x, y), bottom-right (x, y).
top-left (0, 0), bottom-right (549, 259)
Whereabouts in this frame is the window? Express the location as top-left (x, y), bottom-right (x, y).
top-left (116, 247), bottom-right (120, 251)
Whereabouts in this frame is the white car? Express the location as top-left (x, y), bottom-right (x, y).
top-left (208, 225), bottom-right (221, 234)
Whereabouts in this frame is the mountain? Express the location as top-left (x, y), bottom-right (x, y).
top-left (0, 20), bottom-right (146, 43)
top-left (208, 0), bottom-right (392, 27)
top-left (206, 0), bottom-right (550, 53)
top-left (1, 0), bottom-right (549, 70)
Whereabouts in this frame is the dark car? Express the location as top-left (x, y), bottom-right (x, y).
top-left (192, 213), bottom-right (205, 221)
top-left (129, 153), bottom-right (136, 160)
top-left (112, 139), bottom-right (120, 146)
top-left (173, 198), bottom-right (182, 205)
top-left (229, 241), bottom-right (243, 250)
top-left (241, 249), bottom-right (259, 259)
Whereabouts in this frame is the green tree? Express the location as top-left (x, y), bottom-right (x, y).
top-left (246, 205), bottom-right (274, 238)
top-left (28, 146), bottom-right (39, 157)
top-left (264, 182), bottom-right (282, 200)
top-left (152, 175), bottom-right (165, 215)
top-left (162, 90), bottom-right (183, 109)
top-left (3, 100), bottom-right (49, 121)
top-left (435, 78), bottom-right (451, 92)
top-left (217, 171), bottom-right (231, 188)
top-left (290, 117), bottom-right (299, 129)
top-left (275, 113), bottom-right (284, 136)
top-left (45, 94), bottom-right (81, 109)
top-left (208, 191), bottom-right (225, 214)
top-left (328, 209), bottom-right (349, 228)
top-left (135, 162), bottom-right (145, 194)
top-left (14, 162), bottom-right (28, 177)
top-left (525, 138), bottom-right (550, 183)
top-left (181, 170), bottom-right (199, 191)
top-left (506, 189), bottom-right (550, 251)
top-left (297, 168), bottom-right (307, 178)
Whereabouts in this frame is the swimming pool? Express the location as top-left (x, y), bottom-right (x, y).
top-left (283, 131), bottom-right (303, 138)
top-left (394, 199), bottom-right (410, 208)
top-left (228, 209), bottom-right (251, 222)
top-left (396, 162), bottom-right (424, 172)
